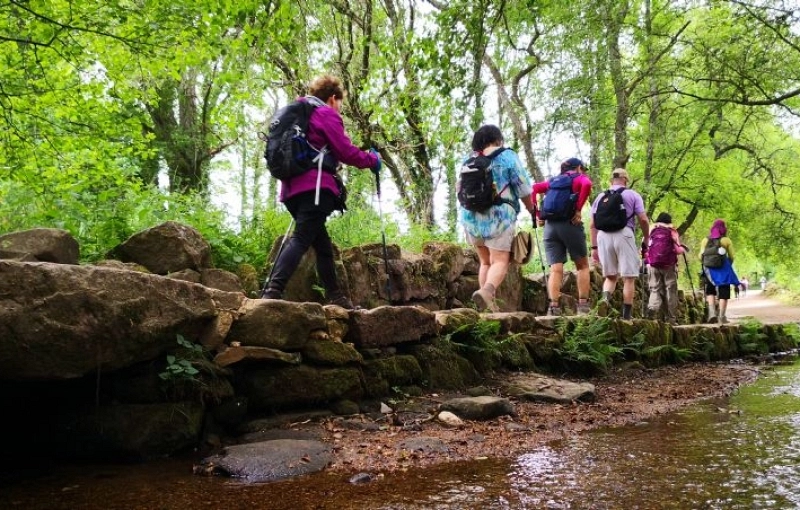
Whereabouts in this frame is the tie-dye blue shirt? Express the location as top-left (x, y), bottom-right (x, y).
top-left (459, 148), bottom-right (533, 239)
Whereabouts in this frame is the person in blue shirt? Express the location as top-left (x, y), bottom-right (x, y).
top-left (459, 125), bottom-right (536, 312)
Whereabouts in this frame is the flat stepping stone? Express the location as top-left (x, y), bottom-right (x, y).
top-left (502, 374), bottom-right (595, 403)
top-left (196, 439), bottom-right (332, 482)
top-left (439, 396), bottom-right (515, 420)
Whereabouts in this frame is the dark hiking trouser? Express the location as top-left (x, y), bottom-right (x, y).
top-left (267, 191), bottom-right (340, 295)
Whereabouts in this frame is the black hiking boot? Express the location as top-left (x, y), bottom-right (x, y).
top-left (328, 291), bottom-right (357, 310)
top-left (261, 288), bottom-right (282, 300)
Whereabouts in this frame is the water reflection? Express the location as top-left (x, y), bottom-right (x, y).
top-left (508, 363), bottom-right (800, 509)
top-left (6, 363), bottom-right (800, 509)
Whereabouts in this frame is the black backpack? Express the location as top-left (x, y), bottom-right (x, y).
top-left (457, 148), bottom-right (511, 212)
top-left (259, 100), bottom-right (335, 180)
top-left (702, 237), bottom-right (725, 268)
top-left (593, 188), bottom-right (632, 232)
top-left (540, 172), bottom-right (578, 221)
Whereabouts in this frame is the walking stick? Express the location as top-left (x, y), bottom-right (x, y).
top-left (640, 240), bottom-right (648, 318)
top-left (530, 206), bottom-right (549, 294)
top-left (681, 250), bottom-right (696, 298)
top-left (640, 259), bottom-right (648, 318)
top-left (374, 171), bottom-right (392, 302)
top-left (260, 218), bottom-right (295, 297)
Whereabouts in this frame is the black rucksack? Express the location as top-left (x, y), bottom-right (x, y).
top-left (260, 100), bottom-right (334, 180)
top-left (593, 188), bottom-right (631, 232)
top-left (457, 148), bottom-right (510, 212)
top-left (702, 237), bottom-right (725, 268)
top-left (540, 172), bottom-right (578, 221)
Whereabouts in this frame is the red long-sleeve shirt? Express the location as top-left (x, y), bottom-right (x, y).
top-left (531, 171), bottom-right (593, 216)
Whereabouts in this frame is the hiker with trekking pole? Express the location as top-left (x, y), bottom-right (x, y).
top-left (457, 124), bottom-right (536, 313)
top-left (259, 75), bottom-right (381, 309)
top-left (531, 158), bottom-right (594, 316)
top-left (699, 218), bottom-right (739, 324)
top-left (644, 212), bottom-right (686, 325)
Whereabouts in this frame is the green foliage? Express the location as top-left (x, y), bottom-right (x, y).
top-left (782, 323), bottom-right (800, 349)
top-left (690, 330), bottom-right (717, 362)
top-left (736, 318), bottom-right (769, 355)
top-left (444, 320), bottom-right (513, 356)
top-left (556, 314), bottom-right (623, 373)
top-left (2, 0), bottom-right (800, 293)
top-left (640, 343), bottom-right (693, 364)
top-left (159, 335), bottom-right (203, 382)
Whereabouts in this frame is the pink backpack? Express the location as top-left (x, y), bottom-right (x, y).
top-left (647, 226), bottom-right (677, 268)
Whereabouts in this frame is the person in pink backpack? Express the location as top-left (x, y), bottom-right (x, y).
top-left (645, 212), bottom-right (686, 324)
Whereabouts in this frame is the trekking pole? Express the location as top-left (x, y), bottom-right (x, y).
top-left (531, 205), bottom-right (549, 295)
top-left (374, 170), bottom-right (393, 302)
top-left (260, 218), bottom-right (295, 298)
top-left (681, 250), bottom-right (696, 298)
top-left (640, 240), bottom-right (648, 318)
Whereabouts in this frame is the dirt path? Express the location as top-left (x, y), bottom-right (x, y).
top-left (725, 289), bottom-right (800, 324)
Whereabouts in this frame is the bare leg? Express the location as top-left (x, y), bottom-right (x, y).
top-left (548, 262), bottom-right (563, 305)
top-left (575, 257), bottom-right (590, 301)
top-left (603, 275), bottom-right (618, 296)
top-left (486, 248), bottom-right (510, 289)
top-left (475, 245), bottom-right (490, 288)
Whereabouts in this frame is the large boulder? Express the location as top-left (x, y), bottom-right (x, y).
top-left (225, 299), bottom-right (327, 351)
top-left (0, 228), bottom-right (79, 264)
top-left (346, 306), bottom-right (437, 348)
top-left (236, 365), bottom-right (364, 411)
top-left (0, 261), bottom-right (226, 380)
top-left (108, 221), bottom-right (212, 274)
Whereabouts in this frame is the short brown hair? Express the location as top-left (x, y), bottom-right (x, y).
top-left (308, 75), bottom-right (345, 103)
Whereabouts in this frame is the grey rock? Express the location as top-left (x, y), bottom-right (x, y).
top-left (198, 439), bottom-right (332, 482)
top-left (439, 396), bottom-right (515, 421)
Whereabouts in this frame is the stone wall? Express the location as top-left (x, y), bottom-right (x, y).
top-left (0, 224), bottom-right (774, 462)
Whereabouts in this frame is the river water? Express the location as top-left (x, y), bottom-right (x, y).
top-left (5, 360), bottom-right (800, 510)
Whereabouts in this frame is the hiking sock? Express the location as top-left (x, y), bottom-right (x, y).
top-left (707, 303), bottom-right (716, 322)
top-left (602, 291), bottom-right (613, 302)
top-left (622, 303), bottom-right (632, 320)
top-left (483, 283), bottom-right (496, 296)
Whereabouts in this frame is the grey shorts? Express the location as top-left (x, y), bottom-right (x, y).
top-left (466, 223), bottom-right (515, 252)
top-left (597, 228), bottom-right (640, 277)
top-left (543, 220), bottom-right (588, 265)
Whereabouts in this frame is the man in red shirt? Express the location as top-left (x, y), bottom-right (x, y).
top-left (532, 158), bottom-right (593, 315)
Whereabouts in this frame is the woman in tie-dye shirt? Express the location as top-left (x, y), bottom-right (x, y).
top-left (459, 125), bottom-right (535, 312)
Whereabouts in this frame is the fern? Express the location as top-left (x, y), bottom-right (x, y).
top-left (556, 313), bottom-right (623, 372)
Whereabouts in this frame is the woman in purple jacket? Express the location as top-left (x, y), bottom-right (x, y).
top-left (261, 75), bottom-right (381, 309)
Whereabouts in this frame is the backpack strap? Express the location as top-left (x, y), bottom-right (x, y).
top-left (490, 148), bottom-right (521, 213)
